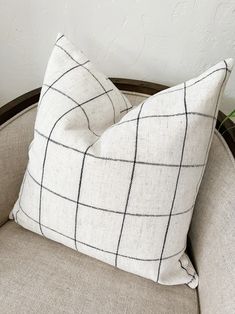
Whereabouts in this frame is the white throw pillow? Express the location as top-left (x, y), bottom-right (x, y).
top-left (11, 34), bottom-right (233, 289)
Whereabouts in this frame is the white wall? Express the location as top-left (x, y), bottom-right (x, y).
top-left (1, 0), bottom-right (235, 114)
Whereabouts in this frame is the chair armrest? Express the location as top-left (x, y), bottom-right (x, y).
top-left (189, 131), bottom-right (235, 314)
top-left (0, 103), bottom-right (38, 226)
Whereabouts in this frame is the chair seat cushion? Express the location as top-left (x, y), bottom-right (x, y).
top-left (0, 221), bottom-right (198, 314)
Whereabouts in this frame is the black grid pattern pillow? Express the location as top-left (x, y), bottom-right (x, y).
top-left (11, 34), bottom-right (233, 288)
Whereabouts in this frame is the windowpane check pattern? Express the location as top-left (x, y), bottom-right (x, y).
top-left (11, 34), bottom-right (233, 289)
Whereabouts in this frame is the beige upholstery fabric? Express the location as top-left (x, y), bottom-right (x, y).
top-left (189, 131), bottom-right (235, 314)
top-left (0, 221), bottom-right (199, 314)
top-left (0, 105), bottom-right (37, 226)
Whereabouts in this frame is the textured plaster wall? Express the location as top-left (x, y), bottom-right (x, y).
top-left (0, 0), bottom-right (235, 114)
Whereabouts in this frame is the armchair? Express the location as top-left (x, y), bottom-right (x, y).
top-left (0, 79), bottom-right (234, 314)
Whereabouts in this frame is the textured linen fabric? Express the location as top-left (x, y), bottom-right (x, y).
top-left (189, 131), bottom-right (235, 314)
top-left (0, 221), bottom-right (199, 314)
top-left (0, 105), bottom-right (37, 226)
top-left (10, 34), bottom-right (233, 288)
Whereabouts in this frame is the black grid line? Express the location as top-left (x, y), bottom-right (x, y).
top-left (17, 198), bottom-right (186, 262)
top-left (42, 84), bottom-right (113, 137)
top-left (43, 84), bottom-right (94, 136)
top-left (55, 43), bottom-right (84, 65)
top-left (186, 271), bottom-right (197, 286)
top-left (114, 111), bottom-right (216, 128)
top-left (55, 43), bottom-right (117, 124)
top-left (35, 129), bottom-right (206, 168)
top-left (120, 107), bottom-right (133, 113)
top-left (38, 90), bottom-right (114, 236)
top-left (156, 65), bottom-right (231, 98)
top-left (115, 102), bottom-right (145, 267)
top-left (39, 35), bottom-right (87, 107)
top-left (55, 34), bottom-right (64, 44)
top-left (120, 93), bottom-right (133, 113)
top-left (74, 144), bottom-right (94, 251)
top-left (156, 82), bottom-right (188, 283)
top-left (26, 168), bottom-right (194, 218)
top-left (39, 61), bottom-right (90, 107)
top-left (179, 260), bottom-right (196, 282)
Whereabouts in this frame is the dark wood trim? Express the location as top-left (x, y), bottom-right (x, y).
top-left (216, 111), bottom-right (235, 156)
top-left (111, 78), bottom-right (168, 95)
top-left (0, 88), bottom-right (41, 125)
top-left (0, 78), bottom-right (234, 157)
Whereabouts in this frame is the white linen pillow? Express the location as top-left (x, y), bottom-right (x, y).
top-left (11, 34), bottom-right (233, 288)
